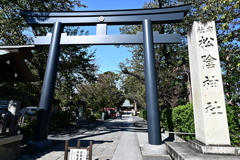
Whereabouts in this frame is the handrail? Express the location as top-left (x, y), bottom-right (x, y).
top-left (168, 132), bottom-right (195, 135)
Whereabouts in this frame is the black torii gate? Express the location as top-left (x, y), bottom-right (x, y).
top-left (21, 4), bottom-right (190, 147)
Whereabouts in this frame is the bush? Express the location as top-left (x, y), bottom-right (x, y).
top-left (161, 103), bottom-right (240, 146)
top-left (226, 104), bottom-right (240, 146)
top-left (50, 111), bottom-right (71, 129)
top-left (86, 108), bottom-right (91, 119)
top-left (87, 115), bottom-right (96, 121)
top-left (95, 111), bottom-right (108, 119)
top-left (95, 111), bottom-right (102, 119)
top-left (161, 108), bottom-right (173, 131)
top-left (139, 110), bottom-right (147, 120)
top-left (172, 103), bottom-right (195, 140)
top-left (18, 116), bottom-right (36, 137)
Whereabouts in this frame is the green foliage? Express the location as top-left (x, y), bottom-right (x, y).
top-left (78, 72), bottom-right (123, 113)
top-left (95, 111), bottom-right (102, 119)
top-left (50, 111), bottom-right (71, 129)
top-left (161, 108), bottom-right (173, 131)
top-left (172, 103), bottom-right (195, 140)
top-left (96, 111), bottom-right (101, 119)
top-left (19, 111), bottom-right (76, 138)
top-left (94, 111), bottom-right (108, 119)
top-left (18, 116), bottom-right (37, 137)
top-left (119, 68), bottom-right (146, 109)
top-left (119, 1), bottom-right (192, 109)
top-left (0, 1), bottom-right (97, 108)
top-left (86, 108), bottom-right (92, 119)
top-left (226, 104), bottom-right (240, 146)
top-left (162, 103), bottom-right (240, 146)
top-left (87, 115), bottom-right (96, 122)
top-left (139, 110), bottom-right (147, 120)
top-left (119, 0), bottom-right (240, 109)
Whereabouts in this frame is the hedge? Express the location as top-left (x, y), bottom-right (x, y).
top-left (171, 103), bottom-right (195, 140)
top-left (139, 110), bottom-right (147, 120)
top-left (161, 103), bottom-right (240, 146)
top-left (161, 108), bottom-right (173, 132)
top-left (226, 104), bottom-right (240, 146)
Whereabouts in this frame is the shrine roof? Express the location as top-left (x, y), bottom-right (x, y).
top-left (0, 45), bottom-right (39, 82)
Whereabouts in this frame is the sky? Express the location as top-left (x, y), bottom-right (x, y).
top-left (76, 0), bottom-right (149, 73)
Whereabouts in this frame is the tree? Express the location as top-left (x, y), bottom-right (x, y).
top-left (78, 71), bottom-right (123, 113)
top-left (119, 0), bottom-right (240, 108)
top-left (0, 0), bottom-right (97, 107)
top-left (176, 0), bottom-right (240, 106)
top-left (119, 58), bottom-right (146, 109)
top-left (55, 45), bottom-right (97, 106)
top-left (120, 1), bottom-right (190, 109)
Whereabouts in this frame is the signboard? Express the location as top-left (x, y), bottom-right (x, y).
top-left (69, 149), bottom-right (87, 160)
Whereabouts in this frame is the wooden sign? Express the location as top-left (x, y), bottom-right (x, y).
top-left (69, 149), bottom-right (87, 160)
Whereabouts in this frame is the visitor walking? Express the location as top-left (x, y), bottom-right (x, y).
top-left (116, 111), bottom-right (120, 119)
top-left (119, 111), bottom-right (122, 120)
top-left (102, 112), bottom-right (105, 121)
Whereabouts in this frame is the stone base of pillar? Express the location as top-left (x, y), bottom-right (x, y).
top-left (188, 140), bottom-right (240, 155)
top-left (166, 142), bottom-right (240, 160)
top-left (142, 143), bottom-right (170, 159)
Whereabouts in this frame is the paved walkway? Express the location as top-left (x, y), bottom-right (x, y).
top-left (17, 115), bottom-right (240, 160)
top-left (17, 115), bottom-right (160, 160)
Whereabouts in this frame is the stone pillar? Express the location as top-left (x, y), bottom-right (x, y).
top-left (187, 21), bottom-right (230, 145)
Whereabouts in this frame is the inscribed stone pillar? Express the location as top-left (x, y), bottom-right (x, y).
top-left (187, 21), bottom-right (230, 145)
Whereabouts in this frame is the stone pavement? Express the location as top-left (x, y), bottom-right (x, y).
top-left (16, 115), bottom-right (240, 160)
top-left (17, 115), bottom-right (168, 160)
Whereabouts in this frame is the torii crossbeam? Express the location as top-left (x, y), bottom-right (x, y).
top-left (20, 4), bottom-right (191, 148)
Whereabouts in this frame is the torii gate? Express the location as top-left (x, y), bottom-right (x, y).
top-left (21, 4), bottom-right (190, 147)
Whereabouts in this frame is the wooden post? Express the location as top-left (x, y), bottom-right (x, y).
top-left (77, 140), bottom-right (81, 148)
top-left (64, 140), bottom-right (69, 160)
top-left (89, 141), bottom-right (93, 160)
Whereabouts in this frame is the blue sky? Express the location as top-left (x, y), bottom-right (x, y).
top-left (77, 0), bottom-right (149, 73)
